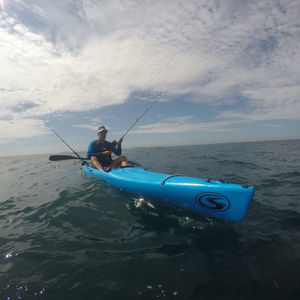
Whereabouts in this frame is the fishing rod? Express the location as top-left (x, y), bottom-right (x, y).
top-left (44, 121), bottom-right (83, 160)
top-left (120, 53), bottom-right (175, 140)
top-left (121, 93), bottom-right (162, 139)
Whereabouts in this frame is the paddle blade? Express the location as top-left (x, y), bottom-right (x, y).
top-left (49, 155), bottom-right (81, 161)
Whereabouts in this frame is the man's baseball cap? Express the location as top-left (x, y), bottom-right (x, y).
top-left (98, 126), bottom-right (107, 133)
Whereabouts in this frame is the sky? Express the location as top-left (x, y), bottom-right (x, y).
top-left (0, 0), bottom-right (299, 156)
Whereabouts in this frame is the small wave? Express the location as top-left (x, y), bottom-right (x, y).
top-left (218, 159), bottom-right (258, 169)
top-left (273, 171), bottom-right (300, 179)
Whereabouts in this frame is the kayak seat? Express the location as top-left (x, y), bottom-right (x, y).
top-left (120, 165), bottom-right (135, 168)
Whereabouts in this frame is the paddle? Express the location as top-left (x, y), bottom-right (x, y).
top-left (49, 155), bottom-right (142, 169)
top-left (49, 155), bottom-right (89, 161)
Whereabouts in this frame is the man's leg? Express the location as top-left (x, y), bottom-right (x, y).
top-left (110, 155), bottom-right (130, 169)
top-left (91, 156), bottom-right (104, 171)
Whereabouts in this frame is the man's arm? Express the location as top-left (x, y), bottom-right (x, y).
top-left (110, 138), bottom-right (123, 156)
top-left (87, 141), bottom-right (107, 159)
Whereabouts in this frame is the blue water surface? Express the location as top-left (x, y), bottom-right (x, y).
top-left (0, 140), bottom-right (300, 300)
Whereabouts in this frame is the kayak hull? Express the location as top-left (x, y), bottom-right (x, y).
top-left (82, 165), bottom-right (255, 222)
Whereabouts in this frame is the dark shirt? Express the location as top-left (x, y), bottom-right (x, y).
top-left (87, 140), bottom-right (122, 166)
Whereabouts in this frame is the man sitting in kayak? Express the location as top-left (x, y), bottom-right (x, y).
top-left (87, 126), bottom-right (130, 172)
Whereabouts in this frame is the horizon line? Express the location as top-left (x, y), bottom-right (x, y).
top-left (0, 137), bottom-right (299, 159)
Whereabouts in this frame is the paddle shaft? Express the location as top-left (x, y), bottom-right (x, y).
top-left (49, 155), bottom-right (88, 161)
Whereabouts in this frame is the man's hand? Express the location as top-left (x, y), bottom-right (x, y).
top-left (117, 138), bottom-right (123, 145)
top-left (102, 150), bottom-right (112, 157)
top-left (112, 138), bottom-right (123, 145)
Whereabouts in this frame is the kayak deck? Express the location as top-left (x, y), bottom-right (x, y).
top-left (82, 165), bottom-right (255, 222)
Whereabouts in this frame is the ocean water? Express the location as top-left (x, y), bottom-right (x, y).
top-left (0, 139), bottom-right (299, 300)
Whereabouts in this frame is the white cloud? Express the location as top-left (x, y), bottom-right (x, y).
top-left (132, 116), bottom-right (238, 134)
top-left (217, 84), bottom-right (300, 121)
top-left (0, 7), bottom-right (213, 117)
top-left (0, 118), bottom-right (45, 144)
top-left (0, 0), bottom-right (5, 10)
top-left (0, 0), bottom-right (300, 145)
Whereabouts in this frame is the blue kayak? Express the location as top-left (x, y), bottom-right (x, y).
top-left (82, 164), bottom-right (255, 222)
